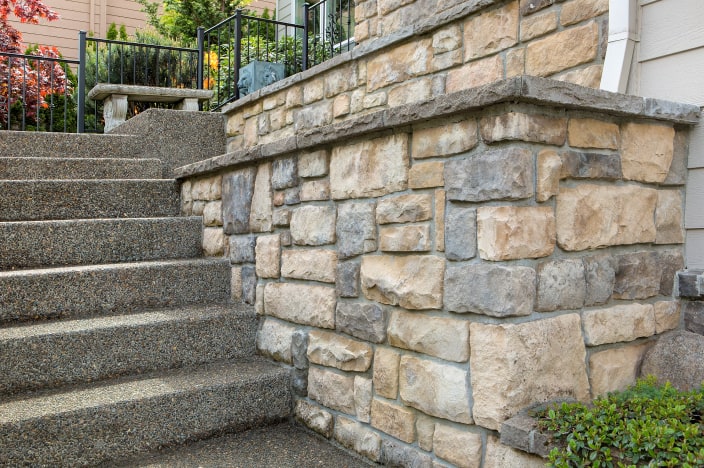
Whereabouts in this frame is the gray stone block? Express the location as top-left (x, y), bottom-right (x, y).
top-left (229, 235), bottom-right (257, 264)
top-left (641, 330), bottom-right (704, 391)
top-left (222, 167), bottom-right (257, 235)
top-left (677, 270), bottom-right (704, 298)
top-left (537, 259), bottom-right (586, 311)
top-left (336, 302), bottom-right (386, 343)
top-left (583, 254), bottom-right (616, 306)
top-left (336, 202), bottom-right (377, 259)
top-left (445, 203), bottom-right (476, 261)
top-left (559, 151), bottom-right (621, 180)
top-left (614, 250), bottom-right (683, 300)
top-left (242, 265), bottom-right (257, 305)
top-left (291, 368), bottom-right (308, 397)
top-left (272, 157), bottom-right (298, 190)
top-left (336, 261), bottom-right (361, 298)
top-left (283, 187), bottom-right (301, 205)
top-left (291, 330), bottom-right (309, 370)
top-left (683, 301), bottom-right (704, 335)
top-left (381, 439), bottom-right (433, 468)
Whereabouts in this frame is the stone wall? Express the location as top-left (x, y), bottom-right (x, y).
top-left (176, 77), bottom-right (699, 466)
top-left (222, 0), bottom-right (609, 154)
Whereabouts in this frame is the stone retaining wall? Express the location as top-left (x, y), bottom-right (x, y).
top-left (177, 77), bottom-right (699, 467)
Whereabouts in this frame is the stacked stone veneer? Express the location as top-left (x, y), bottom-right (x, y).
top-left (177, 77), bottom-right (699, 467)
top-left (224, 0), bottom-right (608, 153)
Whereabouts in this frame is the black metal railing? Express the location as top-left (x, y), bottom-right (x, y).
top-left (0, 51), bottom-right (78, 132)
top-left (305, 0), bottom-right (355, 68)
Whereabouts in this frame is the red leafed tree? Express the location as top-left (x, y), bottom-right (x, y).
top-left (0, 0), bottom-right (69, 127)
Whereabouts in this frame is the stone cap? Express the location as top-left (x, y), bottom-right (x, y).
top-left (175, 76), bottom-right (700, 179)
top-left (88, 84), bottom-right (213, 103)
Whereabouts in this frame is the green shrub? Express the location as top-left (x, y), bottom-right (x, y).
top-left (535, 376), bottom-right (704, 467)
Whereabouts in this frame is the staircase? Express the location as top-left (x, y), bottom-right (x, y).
top-left (0, 130), bottom-right (291, 466)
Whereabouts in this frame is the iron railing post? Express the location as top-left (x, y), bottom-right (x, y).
top-left (196, 26), bottom-right (204, 90)
top-left (303, 3), bottom-right (310, 71)
top-left (235, 9), bottom-right (243, 101)
top-left (77, 30), bottom-right (86, 133)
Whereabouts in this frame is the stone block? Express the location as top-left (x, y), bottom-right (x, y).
top-left (520, 0), bottom-right (553, 16)
top-left (229, 235), bottom-right (256, 264)
top-left (293, 368), bottom-right (308, 397)
top-left (446, 55), bottom-right (503, 93)
top-left (409, 161), bottom-right (444, 188)
top-left (444, 204), bottom-right (476, 261)
top-left (583, 254), bottom-right (616, 306)
top-left (520, 10), bottom-right (557, 41)
top-left (684, 301), bottom-right (704, 335)
top-left (294, 101), bottom-right (333, 132)
top-left (556, 64), bottom-right (603, 89)
top-left (191, 175), bottom-right (222, 201)
top-left (556, 184), bottom-right (657, 251)
top-left (371, 398), bottom-right (416, 443)
top-left (281, 249), bottom-right (337, 283)
top-left (445, 263), bottom-right (535, 317)
top-left (614, 251), bottom-right (661, 300)
top-left (256, 317), bottom-right (296, 363)
top-left (561, 0), bottom-right (608, 26)
top-left (435, 189), bottom-right (445, 252)
top-left (367, 39), bottom-right (432, 92)
top-left (255, 234), bottom-right (280, 279)
top-left (506, 48), bottom-right (525, 78)
top-left (415, 415), bottom-right (434, 452)
top-left (537, 258), bottom-right (586, 311)
top-left (433, 24), bottom-right (461, 53)
top-left (308, 330), bottom-right (373, 372)
top-left (412, 119), bottom-right (477, 159)
top-left (336, 302), bottom-right (386, 344)
top-left (526, 22), bottom-right (599, 76)
top-left (582, 303), bottom-right (656, 346)
top-left (477, 206), bottom-right (555, 260)
top-left (380, 225), bottom-right (431, 252)
top-left (388, 78), bottom-right (433, 108)
top-left (381, 439), bottom-right (433, 468)
top-left (399, 355), bottom-right (472, 424)
top-left (361, 255), bottom-right (444, 310)
top-left (589, 343), bottom-right (649, 396)
top-left (330, 134), bottom-right (409, 199)
top-left (374, 347), bottom-right (401, 399)
top-left (283, 187), bottom-right (300, 205)
top-left (621, 122), bottom-right (675, 183)
top-left (249, 162), bottom-right (273, 233)
top-left (272, 208), bottom-right (291, 227)
top-left (355, 376), bottom-right (373, 423)
top-left (255, 284), bottom-right (264, 314)
top-left (202, 227), bottom-right (225, 256)
top-left (264, 282), bottom-right (336, 328)
top-left (290, 205), bottom-right (336, 246)
top-left (664, 130), bottom-right (687, 185)
top-left (308, 366), bottom-right (356, 414)
top-left (470, 315), bottom-right (590, 431)
top-left (654, 300), bottom-right (681, 334)
top-left (242, 265), bottom-right (256, 305)
top-left (300, 180), bottom-right (330, 201)
top-left (484, 435), bottom-right (545, 468)
top-left (445, 148), bottom-right (533, 202)
top-left (464, 1), bottom-right (518, 60)
top-left (377, 194), bottom-right (432, 224)
top-left (536, 149), bottom-right (561, 202)
top-left (567, 117), bottom-right (619, 150)
top-left (480, 112), bottom-right (567, 145)
top-left (336, 202), bottom-right (377, 259)
top-left (559, 151), bottom-right (621, 180)
top-left (641, 330), bottom-right (704, 392)
top-left (203, 200), bottom-right (222, 227)
top-left (192, 200), bottom-right (205, 216)
top-left (333, 416), bottom-right (382, 462)
top-left (333, 94), bottom-right (351, 118)
top-left (295, 400), bottom-right (333, 438)
top-left (655, 190), bottom-right (684, 244)
top-left (336, 261), bottom-right (361, 298)
top-left (433, 423), bottom-right (482, 468)
top-left (658, 249), bottom-right (684, 296)
top-left (222, 167), bottom-right (257, 235)
top-left (291, 329), bottom-right (309, 370)
top-left (388, 309), bottom-right (470, 362)
top-left (299, 150), bottom-right (328, 177)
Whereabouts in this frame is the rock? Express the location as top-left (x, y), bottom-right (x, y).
top-left (295, 400), bottom-right (333, 438)
top-left (202, 227), bottom-right (225, 256)
top-left (388, 309), bottom-right (470, 362)
top-left (444, 204), bottom-right (476, 261)
top-left (308, 366), bottom-right (355, 414)
top-left (291, 329), bottom-right (309, 370)
top-left (560, 0), bottom-right (608, 26)
top-left (683, 301), bottom-right (704, 335)
top-left (582, 303), bottom-right (656, 346)
top-left (256, 317), bottom-right (296, 363)
top-left (613, 251), bottom-right (660, 300)
top-left (202, 200), bottom-right (222, 227)
top-left (336, 202), bottom-right (377, 259)
top-left (477, 206), bottom-right (555, 260)
top-left (271, 156), bottom-right (298, 190)
top-left (336, 302), bottom-right (386, 343)
top-left (589, 343), bottom-right (649, 396)
top-left (567, 117), bottom-right (619, 150)
top-left (484, 435), bottom-right (545, 468)
top-left (300, 180), bottom-right (330, 201)
top-left (412, 119), bottom-right (478, 159)
top-left (371, 398), bottom-right (416, 443)
top-left (446, 55), bottom-right (504, 93)
top-left (336, 261), bottom-right (360, 298)
top-left (272, 208), bottom-right (291, 227)
top-left (381, 439), bottom-right (433, 468)
top-left (367, 39), bottom-right (432, 92)
top-left (290, 205), bottom-right (336, 246)
top-left (655, 190), bottom-right (684, 244)
top-left (376, 194), bottom-right (432, 224)
top-left (463, 1), bottom-right (518, 60)
top-left (281, 249), bottom-right (337, 283)
top-left (249, 162), bottom-right (272, 232)
top-left (409, 161), bottom-right (444, 188)
top-left (229, 235), bottom-right (256, 264)
top-left (537, 258), bottom-right (586, 311)
top-left (640, 330), bottom-right (704, 391)
top-left (520, 10), bottom-right (557, 41)
top-left (559, 151), bottom-right (621, 180)
top-left (480, 112), bottom-right (566, 145)
top-left (264, 282), bottom-right (336, 328)
top-left (307, 330), bottom-right (373, 372)
top-left (536, 149), bottom-right (561, 202)
top-left (241, 265), bottom-right (256, 305)
top-left (255, 234), bottom-right (280, 279)
top-left (361, 255), bottom-right (444, 310)
top-left (379, 225), bottom-right (431, 252)
top-left (526, 22), bottom-right (598, 76)
top-left (621, 122), bottom-right (675, 183)
top-left (433, 423), bottom-right (482, 468)
top-left (222, 167), bottom-right (256, 234)
top-left (583, 254), bottom-right (616, 306)
top-left (333, 416), bottom-right (382, 462)
top-left (416, 415), bottom-right (435, 451)
top-left (355, 376), bottom-right (373, 422)
top-left (654, 300), bottom-right (681, 334)
top-left (373, 347), bottom-right (401, 399)
top-left (298, 149), bottom-right (328, 178)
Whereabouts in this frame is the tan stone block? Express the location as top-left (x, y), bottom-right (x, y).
top-left (388, 309), bottom-right (470, 362)
top-left (256, 317), bottom-right (296, 363)
top-left (582, 303), bottom-right (656, 346)
top-left (290, 205), bottom-right (336, 246)
top-left (298, 150), bottom-right (328, 178)
top-left (325, 64), bottom-right (358, 98)
top-left (354, 19), bottom-right (370, 42)
top-left (255, 284), bottom-right (264, 315)
top-left (622, 123), bottom-right (675, 183)
top-left (367, 39), bottom-right (432, 91)
top-left (399, 355), bottom-right (472, 423)
top-left (264, 282), bottom-right (336, 328)
top-left (226, 112), bottom-right (244, 136)
top-left (537, 149), bottom-right (562, 202)
top-left (480, 112), bottom-right (567, 145)
top-left (656, 190), bottom-right (684, 244)
top-left (281, 249), bottom-right (336, 283)
top-left (308, 366), bottom-right (356, 414)
top-left (330, 134), bottom-right (409, 199)
top-left (433, 24), bottom-right (462, 54)
top-left (555, 64), bottom-right (603, 88)
top-left (191, 175), bottom-right (222, 201)
top-left (470, 315), bottom-right (590, 430)
top-left (308, 330), bottom-right (373, 371)
top-left (333, 94), bottom-right (351, 118)
top-left (556, 184), bottom-right (657, 251)
top-left (435, 189), bottom-right (445, 251)
top-left (363, 91), bottom-right (387, 109)
top-left (484, 435), bottom-right (545, 468)
top-left (249, 162), bottom-right (272, 232)
top-left (303, 78), bottom-right (324, 104)
top-left (262, 92), bottom-right (284, 111)
top-left (361, 255), bottom-right (444, 309)
top-left (446, 55), bottom-right (503, 93)
top-left (192, 200), bottom-right (205, 216)
top-left (561, 0), bottom-right (608, 26)
top-left (268, 108), bottom-right (286, 132)
top-left (300, 179), bottom-right (330, 202)
top-left (433, 423), bottom-right (482, 468)
top-left (231, 266), bottom-right (242, 301)
top-left (377, 193), bottom-right (432, 224)
top-left (242, 101), bottom-right (262, 118)
top-left (432, 49), bottom-right (464, 72)
top-left (568, 117), bottom-right (620, 150)
top-left (520, 10), bottom-right (557, 41)
top-left (378, 0), bottom-right (414, 15)
top-left (589, 342), bottom-right (649, 396)
top-left (334, 416), bottom-right (382, 462)
top-left (202, 227), bottom-right (225, 256)
top-left (355, 376), bottom-right (373, 423)
top-left (654, 300), bottom-right (681, 333)
top-left (409, 161), bottom-right (444, 188)
top-left (416, 414), bottom-right (435, 451)
top-left (203, 200), bottom-right (222, 227)
top-left (412, 119), bottom-right (478, 159)
top-left (506, 48), bottom-right (525, 78)
top-left (286, 86), bottom-right (303, 108)
top-left (388, 78), bottom-right (433, 107)
top-left (243, 117), bottom-right (258, 147)
top-left (526, 22), bottom-right (599, 76)
top-left (374, 347), bottom-right (401, 399)
top-left (379, 225), bottom-right (431, 252)
top-left (255, 234), bottom-right (280, 279)
top-left (295, 400), bottom-right (334, 438)
top-left (371, 398), bottom-right (416, 443)
top-left (477, 206), bottom-right (555, 260)
top-left (464, 1), bottom-right (519, 60)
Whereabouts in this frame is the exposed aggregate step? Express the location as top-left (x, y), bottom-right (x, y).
top-left (0, 157), bottom-right (162, 180)
top-left (0, 131), bottom-right (140, 159)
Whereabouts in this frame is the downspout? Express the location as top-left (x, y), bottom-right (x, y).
top-left (600, 0), bottom-right (638, 93)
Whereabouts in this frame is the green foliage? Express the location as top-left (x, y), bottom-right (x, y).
top-left (535, 376), bottom-right (704, 468)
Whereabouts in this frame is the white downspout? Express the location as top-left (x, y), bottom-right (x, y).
top-left (600, 0), bottom-right (638, 93)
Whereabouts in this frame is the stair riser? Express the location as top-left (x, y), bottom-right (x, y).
top-left (0, 369), bottom-right (291, 466)
top-left (0, 131), bottom-right (140, 159)
top-left (0, 310), bottom-right (257, 396)
top-left (0, 217), bottom-right (203, 269)
top-left (0, 260), bottom-right (231, 323)
top-left (0, 180), bottom-right (180, 221)
top-left (0, 157), bottom-right (163, 180)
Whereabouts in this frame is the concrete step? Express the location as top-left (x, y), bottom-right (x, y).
top-left (0, 258), bottom-right (231, 323)
top-left (0, 217), bottom-right (203, 270)
top-left (0, 131), bottom-right (140, 159)
top-left (0, 304), bottom-right (257, 396)
top-left (0, 179), bottom-right (180, 221)
top-left (0, 358), bottom-right (291, 467)
top-left (0, 157), bottom-right (163, 180)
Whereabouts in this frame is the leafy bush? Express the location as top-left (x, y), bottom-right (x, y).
top-left (535, 376), bottom-right (704, 467)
